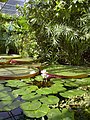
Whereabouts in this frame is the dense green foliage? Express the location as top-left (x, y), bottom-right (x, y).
top-left (15, 0), bottom-right (90, 65)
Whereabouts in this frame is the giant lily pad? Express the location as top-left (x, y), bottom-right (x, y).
top-left (60, 89), bottom-right (86, 98)
top-left (0, 66), bottom-right (39, 80)
top-left (0, 54), bottom-right (21, 59)
top-left (45, 65), bottom-right (90, 76)
top-left (22, 103), bottom-right (49, 118)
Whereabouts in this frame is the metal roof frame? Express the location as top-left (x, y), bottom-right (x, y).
top-left (0, 0), bottom-right (26, 15)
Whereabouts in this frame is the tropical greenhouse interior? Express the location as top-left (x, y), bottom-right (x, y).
top-left (0, 0), bottom-right (90, 120)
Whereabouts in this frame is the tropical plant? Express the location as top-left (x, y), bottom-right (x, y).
top-left (15, 0), bottom-right (90, 65)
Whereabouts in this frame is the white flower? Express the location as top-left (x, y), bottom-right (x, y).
top-left (41, 69), bottom-right (47, 74)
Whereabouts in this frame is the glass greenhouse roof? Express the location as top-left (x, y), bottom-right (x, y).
top-left (0, 0), bottom-right (27, 15)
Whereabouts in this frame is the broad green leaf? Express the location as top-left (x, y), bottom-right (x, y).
top-left (23, 104), bottom-right (49, 118)
top-left (0, 92), bottom-right (9, 100)
top-left (47, 108), bottom-right (62, 120)
top-left (50, 84), bottom-right (66, 94)
top-left (39, 95), bottom-right (59, 105)
top-left (8, 100), bottom-right (22, 109)
top-left (52, 80), bottom-right (63, 85)
top-left (60, 108), bottom-right (74, 120)
top-left (36, 87), bottom-right (52, 95)
top-left (47, 108), bottom-right (74, 120)
top-left (35, 75), bottom-right (43, 81)
top-left (75, 78), bottom-right (90, 86)
top-left (0, 81), bottom-right (6, 84)
top-left (0, 84), bottom-right (4, 90)
top-left (21, 78), bottom-right (33, 83)
top-left (50, 78), bottom-right (63, 84)
top-left (1, 95), bottom-right (15, 101)
top-left (20, 100), bottom-right (41, 111)
top-left (0, 100), bottom-right (21, 111)
top-left (60, 89), bottom-right (86, 98)
top-left (6, 80), bottom-right (27, 88)
top-left (64, 82), bottom-right (79, 87)
top-left (0, 101), bottom-right (12, 111)
top-left (21, 92), bottom-right (37, 101)
top-left (12, 85), bottom-right (38, 97)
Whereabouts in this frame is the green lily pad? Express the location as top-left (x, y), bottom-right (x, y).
top-left (0, 92), bottom-right (9, 100)
top-left (1, 93), bottom-right (15, 101)
top-left (60, 89), bottom-right (86, 98)
top-left (22, 93), bottom-right (42, 101)
top-left (60, 108), bottom-right (74, 120)
top-left (45, 65), bottom-right (90, 76)
top-left (50, 84), bottom-right (66, 94)
top-left (20, 100), bottom-right (41, 111)
top-left (47, 108), bottom-right (74, 120)
top-left (39, 95), bottom-right (59, 105)
top-left (0, 100), bottom-right (12, 111)
top-left (0, 84), bottom-right (4, 89)
top-left (0, 99), bottom-right (22, 111)
top-left (12, 85), bottom-right (38, 97)
top-left (23, 104), bottom-right (49, 118)
top-left (8, 100), bottom-right (22, 109)
top-left (64, 82), bottom-right (79, 87)
top-left (47, 108), bottom-right (62, 120)
top-left (75, 78), bottom-right (90, 86)
top-left (6, 80), bottom-right (27, 88)
top-left (50, 78), bottom-right (63, 83)
top-left (52, 80), bottom-right (64, 85)
top-left (21, 92), bottom-right (36, 101)
top-left (36, 87), bottom-right (52, 95)
top-left (35, 75), bottom-right (43, 81)
top-left (21, 78), bottom-right (33, 83)
top-left (0, 84), bottom-right (12, 92)
top-left (0, 80), bottom-right (6, 84)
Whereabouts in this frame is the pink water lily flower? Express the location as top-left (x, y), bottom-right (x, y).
top-left (41, 70), bottom-right (49, 78)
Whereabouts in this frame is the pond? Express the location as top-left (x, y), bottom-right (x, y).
top-left (0, 56), bottom-right (90, 120)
